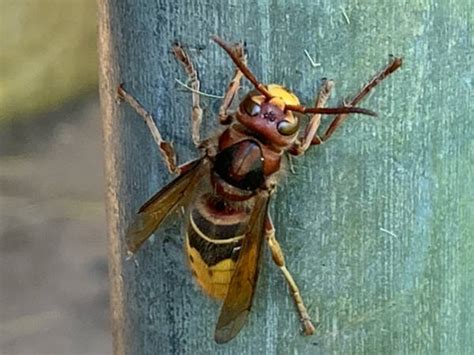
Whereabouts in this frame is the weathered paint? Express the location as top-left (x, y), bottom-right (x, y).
top-left (98, 0), bottom-right (473, 353)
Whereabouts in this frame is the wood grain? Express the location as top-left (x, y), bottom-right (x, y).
top-left (98, 0), bottom-right (473, 353)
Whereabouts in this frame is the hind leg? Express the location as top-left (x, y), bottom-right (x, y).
top-left (265, 214), bottom-right (316, 335)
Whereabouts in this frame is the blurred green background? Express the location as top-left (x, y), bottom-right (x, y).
top-left (0, 1), bottom-right (110, 354)
top-left (0, 1), bottom-right (97, 122)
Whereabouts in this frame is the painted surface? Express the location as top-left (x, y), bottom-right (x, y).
top-left (99, 0), bottom-right (472, 353)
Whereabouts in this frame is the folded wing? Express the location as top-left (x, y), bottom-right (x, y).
top-left (126, 158), bottom-right (209, 253)
top-left (214, 192), bottom-right (270, 343)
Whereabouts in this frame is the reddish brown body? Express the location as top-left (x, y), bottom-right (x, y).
top-left (218, 125), bottom-right (282, 177)
top-left (119, 36), bottom-right (402, 344)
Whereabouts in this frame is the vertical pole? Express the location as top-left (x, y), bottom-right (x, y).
top-left (98, 0), bottom-right (472, 353)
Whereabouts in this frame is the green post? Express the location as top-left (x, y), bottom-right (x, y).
top-left (98, 0), bottom-right (472, 353)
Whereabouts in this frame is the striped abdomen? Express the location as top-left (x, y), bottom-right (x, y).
top-left (185, 193), bottom-right (249, 299)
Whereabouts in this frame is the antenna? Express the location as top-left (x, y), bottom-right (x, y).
top-left (213, 36), bottom-right (377, 117)
top-left (212, 36), bottom-right (273, 99)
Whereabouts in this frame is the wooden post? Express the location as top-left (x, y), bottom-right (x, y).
top-left (98, 0), bottom-right (472, 353)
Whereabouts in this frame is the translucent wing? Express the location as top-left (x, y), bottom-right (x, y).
top-left (126, 158), bottom-right (209, 253)
top-left (214, 192), bottom-right (270, 343)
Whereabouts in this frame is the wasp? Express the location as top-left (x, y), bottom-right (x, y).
top-left (118, 36), bottom-right (402, 343)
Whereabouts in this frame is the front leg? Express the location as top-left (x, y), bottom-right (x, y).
top-left (172, 45), bottom-right (203, 147)
top-left (314, 57), bottom-right (402, 144)
top-left (117, 85), bottom-right (179, 174)
top-left (265, 214), bottom-right (316, 335)
top-left (290, 79), bottom-right (334, 156)
top-left (218, 43), bottom-right (246, 125)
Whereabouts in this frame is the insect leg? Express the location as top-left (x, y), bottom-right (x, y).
top-left (265, 214), bottom-right (316, 335)
top-left (117, 85), bottom-right (179, 174)
top-left (313, 57), bottom-right (402, 144)
top-left (290, 79), bottom-right (334, 155)
top-left (172, 45), bottom-right (203, 147)
top-left (218, 43), bottom-right (246, 125)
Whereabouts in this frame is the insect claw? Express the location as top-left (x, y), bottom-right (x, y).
top-left (302, 318), bottom-right (317, 335)
top-left (117, 83), bottom-right (126, 102)
top-left (125, 250), bottom-right (134, 261)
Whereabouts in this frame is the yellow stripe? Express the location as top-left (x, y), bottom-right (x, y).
top-left (185, 236), bottom-right (235, 300)
top-left (189, 213), bottom-right (244, 245)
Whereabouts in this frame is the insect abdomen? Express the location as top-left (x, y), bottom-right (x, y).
top-left (185, 194), bottom-right (249, 299)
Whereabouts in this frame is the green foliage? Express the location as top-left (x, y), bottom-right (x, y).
top-left (0, 0), bottom-right (97, 123)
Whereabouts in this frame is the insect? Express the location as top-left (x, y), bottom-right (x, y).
top-left (118, 36), bottom-right (402, 343)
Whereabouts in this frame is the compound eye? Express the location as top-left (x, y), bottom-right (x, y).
top-left (277, 119), bottom-right (299, 136)
top-left (242, 97), bottom-right (261, 117)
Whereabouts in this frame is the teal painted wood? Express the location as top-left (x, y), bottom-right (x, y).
top-left (98, 0), bottom-right (473, 353)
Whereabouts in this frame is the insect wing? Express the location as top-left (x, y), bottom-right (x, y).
top-left (214, 193), bottom-right (270, 343)
top-left (126, 158), bottom-right (209, 253)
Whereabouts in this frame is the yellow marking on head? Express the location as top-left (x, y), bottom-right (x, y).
top-left (267, 84), bottom-right (300, 106)
top-left (268, 97), bottom-right (286, 111)
top-left (250, 94), bottom-right (266, 106)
